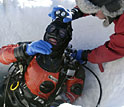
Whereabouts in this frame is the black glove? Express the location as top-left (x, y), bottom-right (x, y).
top-left (71, 7), bottom-right (84, 20)
top-left (50, 100), bottom-right (64, 107)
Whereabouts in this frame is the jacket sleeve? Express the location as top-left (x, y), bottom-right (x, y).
top-left (0, 44), bottom-right (18, 65)
top-left (88, 34), bottom-right (124, 64)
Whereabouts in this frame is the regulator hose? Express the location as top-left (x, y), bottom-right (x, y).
top-left (82, 65), bottom-right (102, 107)
top-left (3, 63), bottom-right (15, 107)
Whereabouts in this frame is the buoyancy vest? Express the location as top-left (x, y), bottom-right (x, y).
top-left (25, 58), bottom-right (61, 99)
top-left (24, 54), bottom-right (64, 99)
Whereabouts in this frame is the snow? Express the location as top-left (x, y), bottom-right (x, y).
top-left (59, 103), bottom-right (81, 107)
top-left (0, 0), bottom-right (124, 107)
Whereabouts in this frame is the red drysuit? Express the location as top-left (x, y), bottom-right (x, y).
top-left (0, 44), bottom-right (84, 104)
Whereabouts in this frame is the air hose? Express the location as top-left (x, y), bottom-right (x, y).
top-left (82, 65), bottom-right (102, 107)
top-left (3, 63), bottom-right (15, 107)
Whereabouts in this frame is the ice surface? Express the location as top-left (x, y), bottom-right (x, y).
top-left (59, 103), bottom-right (81, 107)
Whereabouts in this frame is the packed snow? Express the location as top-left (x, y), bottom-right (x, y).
top-left (0, 0), bottom-right (124, 107)
top-left (59, 103), bottom-right (82, 107)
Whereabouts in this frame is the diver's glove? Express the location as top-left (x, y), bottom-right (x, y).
top-left (26, 40), bottom-right (52, 55)
top-left (48, 5), bottom-right (72, 23)
top-left (48, 5), bottom-right (84, 23)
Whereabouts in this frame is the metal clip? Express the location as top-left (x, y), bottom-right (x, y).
top-left (10, 81), bottom-right (20, 91)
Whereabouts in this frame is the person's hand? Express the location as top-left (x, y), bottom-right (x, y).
top-left (26, 40), bottom-right (52, 55)
top-left (71, 50), bottom-right (84, 64)
top-left (48, 5), bottom-right (72, 23)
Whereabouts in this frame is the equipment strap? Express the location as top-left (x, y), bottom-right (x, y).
top-left (45, 69), bottom-right (68, 107)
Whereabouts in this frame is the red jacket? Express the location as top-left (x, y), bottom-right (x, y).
top-left (0, 44), bottom-right (84, 103)
top-left (87, 13), bottom-right (124, 72)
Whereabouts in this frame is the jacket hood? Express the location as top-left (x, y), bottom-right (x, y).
top-left (75, 0), bottom-right (124, 18)
top-left (75, 0), bottom-right (124, 26)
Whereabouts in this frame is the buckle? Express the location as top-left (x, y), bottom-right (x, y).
top-left (34, 96), bottom-right (45, 104)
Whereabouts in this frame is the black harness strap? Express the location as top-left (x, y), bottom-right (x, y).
top-left (45, 69), bottom-right (68, 107)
